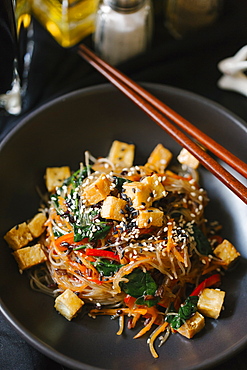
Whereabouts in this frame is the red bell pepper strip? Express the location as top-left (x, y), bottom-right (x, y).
top-left (55, 232), bottom-right (88, 251)
top-left (124, 295), bottom-right (137, 308)
top-left (190, 273), bottom-right (221, 296)
top-left (86, 248), bottom-right (120, 261)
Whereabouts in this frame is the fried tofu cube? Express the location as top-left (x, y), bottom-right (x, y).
top-left (136, 207), bottom-right (164, 228)
top-left (28, 213), bottom-right (47, 238)
top-left (4, 222), bottom-right (33, 250)
top-left (45, 166), bottom-right (71, 192)
top-left (108, 140), bottom-right (135, 168)
top-left (82, 174), bottom-right (111, 205)
top-left (13, 244), bottom-right (47, 271)
top-left (146, 143), bottom-right (172, 172)
top-left (177, 148), bottom-right (200, 169)
top-left (54, 289), bottom-right (84, 321)
top-left (101, 196), bottom-right (127, 222)
top-left (177, 311), bottom-right (205, 339)
top-left (197, 288), bottom-right (225, 319)
top-left (213, 239), bottom-right (240, 268)
top-left (142, 174), bottom-right (167, 201)
top-left (122, 181), bottom-right (152, 209)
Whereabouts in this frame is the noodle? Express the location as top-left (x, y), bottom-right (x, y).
top-left (5, 141), bottom-right (240, 358)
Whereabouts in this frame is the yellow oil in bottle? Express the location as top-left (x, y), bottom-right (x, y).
top-left (16, 0), bottom-right (32, 35)
top-left (31, 0), bottom-right (99, 47)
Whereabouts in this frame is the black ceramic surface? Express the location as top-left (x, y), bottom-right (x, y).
top-left (0, 84), bottom-right (246, 370)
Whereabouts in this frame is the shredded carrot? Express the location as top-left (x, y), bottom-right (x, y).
top-left (134, 307), bottom-right (158, 339)
top-left (131, 312), bottom-right (141, 328)
top-left (165, 170), bottom-right (193, 182)
top-left (172, 247), bottom-right (185, 264)
top-left (90, 307), bottom-right (147, 316)
top-left (166, 221), bottom-right (175, 253)
top-left (134, 315), bottom-right (157, 339)
top-left (58, 196), bottom-right (67, 212)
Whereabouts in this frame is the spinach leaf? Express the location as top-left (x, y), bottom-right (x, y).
top-left (63, 166), bottom-right (93, 188)
top-left (90, 223), bottom-right (112, 241)
top-left (166, 296), bottom-right (199, 329)
top-left (73, 222), bottom-right (111, 242)
top-left (93, 258), bottom-right (122, 276)
top-left (113, 176), bottom-right (132, 191)
top-left (120, 269), bottom-right (158, 307)
top-left (178, 295), bottom-right (198, 320)
top-left (53, 230), bottom-right (64, 238)
top-left (50, 194), bottom-right (63, 215)
top-left (166, 315), bottom-right (184, 330)
top-left (192, 225), bottom-right (212, 256)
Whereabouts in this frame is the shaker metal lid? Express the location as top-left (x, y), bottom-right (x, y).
top-left (104, 0), bottom-right (145, 13)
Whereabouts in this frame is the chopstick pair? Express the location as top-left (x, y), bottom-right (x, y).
top-left (78, 44), bottom-right (247, 205)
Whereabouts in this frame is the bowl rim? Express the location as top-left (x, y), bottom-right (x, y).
top-left (0, 82), bottom-right (247, 370)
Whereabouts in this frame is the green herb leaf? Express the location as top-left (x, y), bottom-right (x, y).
top-left (63, 166), bottom-right (93, 188)
top-left (50, 194), bottom-right (63, 215)
top-left (113, 176), bottom-right (132, 191)
top-left (120, 269), bottom-right (158, 307)
top-left (93, 258), bottom-right (122, 277)
top-left (178, 296), bottom-right (198, 320)
top-left (166, 296), bottom-right (199, 329)
top-left (90, 224), bottom-right (111, 241)
top-left (166, 315), bottom-right (184, 330)
top-left (73, 222), bottom-right (111, 242)
top-left (192, 225), bottom-right (212, 256)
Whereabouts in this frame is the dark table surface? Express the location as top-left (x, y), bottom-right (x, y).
top-left (0, 1), bottom-right (247, 369)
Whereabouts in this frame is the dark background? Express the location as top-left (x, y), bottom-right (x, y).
top-left (0, 0), bottom-right (247, 369)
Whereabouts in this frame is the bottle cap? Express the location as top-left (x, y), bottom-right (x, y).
top-left (105, 0), bottom-right (144, 13)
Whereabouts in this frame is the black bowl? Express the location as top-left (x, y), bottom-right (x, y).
top-left (0, 83), bottom-right (247, 370)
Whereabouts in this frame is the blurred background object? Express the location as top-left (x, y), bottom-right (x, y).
top-left (0, 0), bottom-right (33, 115)
top-left (0, 0), bottom-right (21, 115)
top-left (218, 45), bottom-right (247, 96)
top-left (164, 0), bottom-right (223, 39)
top-left (15, 0), bottom-right (34, 97)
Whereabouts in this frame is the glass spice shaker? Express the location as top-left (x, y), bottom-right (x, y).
top-left (94, 0), bottom-right (153, 66)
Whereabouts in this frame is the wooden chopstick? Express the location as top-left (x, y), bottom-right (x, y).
top-left (78, 44), bottom-right (247, 204)
top-left (78, 44), bottom-right (247, 179)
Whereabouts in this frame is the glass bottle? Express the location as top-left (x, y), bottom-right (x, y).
top-left (0, 0), bottom-right (33, 115)
top-left (94, 0), bottom-right (153, 65)
top-left (31, 0), bottom-right (100, 48)
top-left (0, 0), bottom-right (21, 115)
